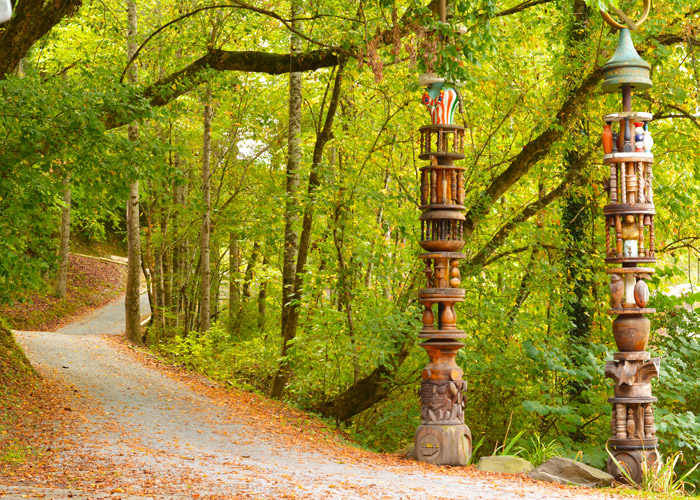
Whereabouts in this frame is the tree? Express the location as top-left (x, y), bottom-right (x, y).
top-left (124, 0), bottom-right (143, 345)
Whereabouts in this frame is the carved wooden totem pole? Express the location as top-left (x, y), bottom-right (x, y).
top-left (413, 2), bottom-right (471, 465)
top-left (599, 5), bottom-right (659, 484)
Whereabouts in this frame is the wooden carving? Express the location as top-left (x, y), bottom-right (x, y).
top-left (415, 74), bottom-right (471, 466)
top-left (600, 25), bottom-right (660, 485)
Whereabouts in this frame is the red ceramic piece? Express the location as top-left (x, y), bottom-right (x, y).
top-left (602, 124), bottom-right (614, 154)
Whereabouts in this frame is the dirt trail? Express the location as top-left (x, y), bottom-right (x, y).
top-left (6, 295), bottom-right (621, 500)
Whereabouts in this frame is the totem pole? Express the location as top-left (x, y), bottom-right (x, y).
top-left (599, 3), bottom-right (659, 483)
top-left (413, 0), bottom-right (472, 466)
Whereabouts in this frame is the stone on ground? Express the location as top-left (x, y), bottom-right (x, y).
top-left (528, 456), bottom-right (614, 488)
top-left (477, 455), bottom-right (534, 474)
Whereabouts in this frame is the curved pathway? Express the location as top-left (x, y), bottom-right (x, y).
top-left (6, 295), bottom-right (619, 500)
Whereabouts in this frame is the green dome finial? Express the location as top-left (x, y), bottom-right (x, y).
top-left (602, 28), bottom-right (652, 93)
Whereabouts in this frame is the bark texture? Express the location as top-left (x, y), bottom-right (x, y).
top-left (124, 0), bottom-right (142, 345)
top-left (54, 173), bottom-right (72, 298)
top-left (271, 62), bottom-right (345, 398)
top-left (199, 88), bottom-right (213, 333)
top-left (228, 236), bottom-right (240, 333)
top-left (270, 3), bottom-right (303, 399)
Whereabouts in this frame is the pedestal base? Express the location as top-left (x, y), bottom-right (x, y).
top-left (607, 447), bottom-right (659, 484)
top-left (415, 423), bottom-right (472, 465)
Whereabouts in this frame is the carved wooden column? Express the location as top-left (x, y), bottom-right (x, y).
top-left (413, 75), bottom-right (471, 465)
top-left (599, 22), bottom-right (659, 484)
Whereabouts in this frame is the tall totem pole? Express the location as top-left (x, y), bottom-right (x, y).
top-left (598, 3), bottom-right (659, 483)
top-left (413, 0), bottom-right (472, 466)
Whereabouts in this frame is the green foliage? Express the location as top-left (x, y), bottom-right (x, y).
top-left (0, 71), bottom-right (165, 303)
top-left (515, 434), bottom-right (564, 467)
top-left (159, 323), bottom-right (278, 393)
top-left (650, 299), bottom-right (700, 487)
top-left (495, 429), bottom-right (526, 456)
top-left (608, 447), bottom-right (699, 496)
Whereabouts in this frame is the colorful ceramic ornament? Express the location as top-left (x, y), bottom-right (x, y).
top-left (421, 82), bottom-right (459, 125)
top-left (635, 122), bottom-right (645, 152)
top-left (602, 123), bottom-right (614, 154)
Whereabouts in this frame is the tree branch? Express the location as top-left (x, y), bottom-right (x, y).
top-left (467, 151), bottom-right (591, 269)
top-left (104, 48), bottom-right (340, 129)
top-left (0, 0), bottom-right (82, 78)
top-left (495, 0), bottom-right (554, 18)
top-left (463, 67), bottom-right (602, 237)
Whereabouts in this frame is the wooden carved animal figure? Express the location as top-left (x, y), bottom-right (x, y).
top-left (610, 273), bottom-right (624, 308)
top-left (421, 83), bottom-right (459, 125)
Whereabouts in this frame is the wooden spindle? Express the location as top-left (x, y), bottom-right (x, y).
top-left (441, 171), bottom-right (448, 203)
top-left (615, 215), bottom-right (623, 256)
top-left (627, 162), bottom-right (637, 204)
top-left (621, 162), bottom-right (627, 204)
top-left (626, 407), bottom-right (636, 437)
top-left (616, 404), bottom-right (627, 439)
top-left (610, 164), bottom-right (618, 203)
top-left (451, 170), bottom-right (457, 204)
top-left (430, 170), bottom-right (437, 204)
top-left (645, 405), bottom-right (655, 438)
top-left (457, 171), bottom-right (464, 205)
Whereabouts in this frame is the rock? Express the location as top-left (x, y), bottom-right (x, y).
top-left (477, 455), bottom-right (534, 474)
top-left (528, 457), bottom-right (614, 488)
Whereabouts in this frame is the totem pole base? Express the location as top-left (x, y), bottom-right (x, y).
top-left (415, 424), bottom-right (472, 465)
top-left (607, 447), bottom-right (659, 484)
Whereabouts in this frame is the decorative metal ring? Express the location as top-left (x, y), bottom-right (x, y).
top-left (600, 0), bottom-right (651, 30)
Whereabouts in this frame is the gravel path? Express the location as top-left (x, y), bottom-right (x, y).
top-left (7, 295), bottom-right (622, 500)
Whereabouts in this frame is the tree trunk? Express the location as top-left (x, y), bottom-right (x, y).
top-left (172, 151), bottom-right (186, 330)
top-left (54, 173), bottom-right (71, 298)
top-left (364, 169), bottom-right (390, 288)
top-left (228, 235), bottom-right (241, 333)
top-left (316, 343), bottom-right (411, 423)
top-left (270, 62), bottom-right (345, 398)
top-left (199, 87), bottom-right (213, 333)
top-left (212, 240), bottom-right (221, 323)
top-left (124, 0), bottom-right (142, 345)
top-left (561, 0), bottom-right (592, 443)
top-left (241, 242), bottom-right (259, 300)
top-left (270, 2), bottom-right (303, 399)
top-left (161, 216), bottom-right (172, 331)
top-left (333, 154), bottom-right (359, 384)
top-left (257, 254), bottom-right (268, 331)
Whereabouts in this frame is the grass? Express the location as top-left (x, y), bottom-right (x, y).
top-left (608, 446), bottom-right (699, 497)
